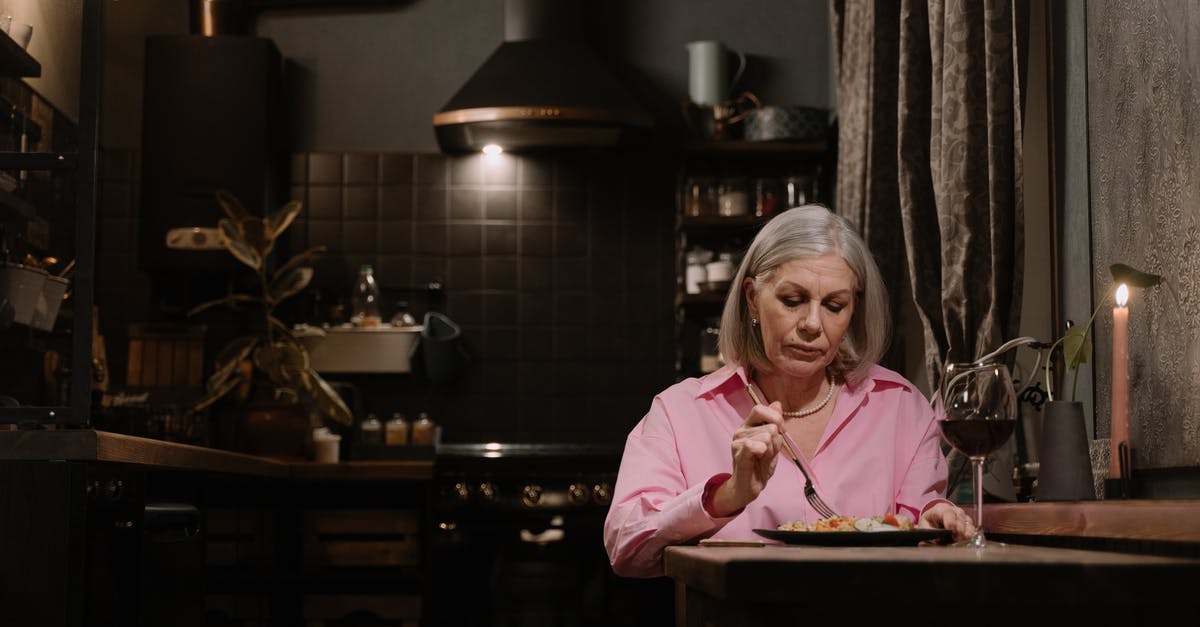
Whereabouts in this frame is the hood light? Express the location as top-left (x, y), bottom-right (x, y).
top-left (482, 144), bottom-right (504, 156)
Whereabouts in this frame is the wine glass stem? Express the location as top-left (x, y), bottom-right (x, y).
top-left (971, 455), bottom-right (986, 545)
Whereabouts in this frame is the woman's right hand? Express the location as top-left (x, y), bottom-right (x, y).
top-left (709, 401), bottom-right (785, 516)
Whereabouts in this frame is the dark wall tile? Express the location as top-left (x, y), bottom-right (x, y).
top-left (521, 325), bottom-right (554, 361)
top-left (416, 154), bottom-right (447, 187)
top-left (483, 328), bottom-right (520, 362)
top-left (556, 187), bottom-right (589, 223)
top-left (520, 225), bottom-right (553, 256)
top-left (484, 225), bottom-right (518, 255)
top-left (447, 257), bottom-right (483, 289)
top-left (553, 326), bottom-right (589, 362)
top-left (376, 254), bottom-right (412, 288)
top-left (520, 259), bottom-right (551, 291)
top-left (482, 155), bottom-right (517, 185)
top-left (520, 292), bottom-right (553, 325)
top-left (380, 185), bottom-right (413, 219)
top-left (413, 223), bottom-right (446, 255)
top-left (343, 153), bottom-right (378, 185)
top-left (343, 186), bottom-right (378, 220)
top-left (552, 257), bottom-right (588, 290)
top-left (380, 221), bottom-right (412, 254)
top-left (342, 220), bottom-right (378, 254)
top-left (519, 189), bottom-right (553, 221)
top-left (415, 187), bottom-right (448, 221)
top-left (554, 291), bottom-right (589, 325)
top-left (485, 189), bottom-right (517, 220)
top-left (309, 152), bottom-right (342, 184)
top-left (308, 219), bottom-right (343, 253)
top-left (290, 153), bottom-right (307, 184)
top-left (483, 257), bottom-right (517, 290)
top-left (307, 185), bottom-right (342, 219)
top-left (446, 291), bottom-right (483, 324)
top-left (555, 224), bottom-right (588, 255)
top-left (449, 188), bottom-right (484, 220)
top-left (518, 158), bottom-right (553, 187)
top-left (450, 154), bottom-right (483, 185)
top-left (413, 256), bottom-right (446, 284)
top-left (484, 292), bottom-right (518, 325)
top-left (380, 153), bottom-right (414, 185)
top-left (447, 224), bottom-right (483, 256)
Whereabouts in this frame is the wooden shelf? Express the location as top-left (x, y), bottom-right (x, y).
top-left (679, 214), bottom-right (764, 228)
top-left (677, 292), bottom-right (727, 307)
top-left (0, 30), bottom-right (39, 78)
top-left (683, 138), bottom-right (828, 156)
top-left (0, 152), bottom-right (77, 171)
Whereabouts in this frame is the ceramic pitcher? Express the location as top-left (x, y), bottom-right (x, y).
top-left (686, 40), bottom-right (746, 106)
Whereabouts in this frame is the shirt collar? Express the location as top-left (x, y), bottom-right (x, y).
top-left (695, 362), bottom-right (914, 400)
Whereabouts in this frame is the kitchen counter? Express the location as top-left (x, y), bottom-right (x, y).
top-left (983, 500), bottom-right (1200, 555)
top-left (664, 543), bottom-right (1200, 626)
top-left (0, 429), bottom-right (433, 480)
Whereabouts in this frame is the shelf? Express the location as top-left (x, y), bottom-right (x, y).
top-left (0, 30), bottom-right (39, 77)
top-left (679, 214), bottom-right (765, 228)
top-left (683, 138), bottom-right (828, 157)
top-left (0, 152), bottom-right (78, 171)
top-left (677, 292), bottom-right (727, 307)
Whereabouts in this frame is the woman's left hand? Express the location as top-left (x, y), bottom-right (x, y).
top-left (918, 501), bottom-right (975, 542)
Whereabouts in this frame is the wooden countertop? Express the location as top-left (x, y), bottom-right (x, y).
top-left (984, 500), bottom-right (1200, 543)
top-left (664, 543), bottom-right (1200, 625)
top-left (0, 429), bottom-right (433, 480)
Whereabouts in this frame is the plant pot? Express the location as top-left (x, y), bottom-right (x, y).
top-left (238, 402), bottom-right (312, 461)
top-left (1035, 400), bottom-right (1097, 501)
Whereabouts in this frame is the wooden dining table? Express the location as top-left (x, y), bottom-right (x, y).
top-left (663, 540), bottom-right (1200, 627)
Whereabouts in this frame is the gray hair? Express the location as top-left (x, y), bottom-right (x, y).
top-left (717, 205), bottom-right (890, 385)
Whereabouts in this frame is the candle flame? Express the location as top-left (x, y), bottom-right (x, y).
top-left (1115, 283), bottom-right (1129, 307)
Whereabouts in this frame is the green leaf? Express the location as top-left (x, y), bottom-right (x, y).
top-left (187, 293), bottom-right (260, 317)
top-left (240, 216), bottom-right (274, 257)
top-left (272, 245), bottom-right (326, 283)
top-left (218, 218), bottom-right (262, 270)
top-left (304, 371), bottom-right (354, 426)
top-left (1062, 325), bottom-right (1092, 370)
top-left (266, 199), bottom-right (303, 239)
top-left (215, 190), bottom-right (250, 221)
top-left (192, 374), bottom-right (244, 412)
top-left (267, 267), bottom-right (313, 304)
top-left (208, 337), bottom-right (259, 392)
top-left (253, 342), bottom-right (310, 387)
top-left (1110, 263), bottom-right (1163, 288)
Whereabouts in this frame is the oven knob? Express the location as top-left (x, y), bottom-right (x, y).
top-left (521, 484), bottom-right (543, 507)
top-left (568, 483), bottom-right (590, 506)
top-left (478, 482), bottom-right (498, 503)
top-left (592, 482), bottom-right (612, 505)
top-left (453, 481), bottom-right (471, 502)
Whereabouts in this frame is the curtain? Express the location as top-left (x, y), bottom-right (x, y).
top-left (832, 0), bottom-right (1028, 499)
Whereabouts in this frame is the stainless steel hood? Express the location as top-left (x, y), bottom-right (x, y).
top-left (433, 0), bottom-right (653, 153)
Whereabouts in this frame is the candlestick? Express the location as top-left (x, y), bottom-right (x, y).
top-left (1110, 284), bottom-right (1129, 481)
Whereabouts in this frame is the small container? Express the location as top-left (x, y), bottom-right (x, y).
top-left (360, 413), bottom-right (383, 446)
top-left (313, 427), bottom-right (341, 463)
top-left (699, 325), bottom-right (722, 374)
top-left (412, 413), bottom-right (435, 446)
top-left (717, 178), bottom-right (750, 217)
top-left (683, 177), bottom-right (718, 217)
top-left (685, 247), bottom-right (713, 295)
top-left (754, 177), bottom-right (783, 217)
top-left (782, 176), bottom-right (809, 208)
top-left (385, 412), bottom-right (409, 446)
top-left (351, 264), bottom-right (382, 327)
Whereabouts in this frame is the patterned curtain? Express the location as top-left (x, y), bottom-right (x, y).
top-left (832, 0), bottom-right (1028, 500)
top-left (833, 0), bottom-right (1028, 390)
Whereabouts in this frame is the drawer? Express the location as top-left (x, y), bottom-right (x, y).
top-left (304, 593), bottom-right (420, 627)
top-left (302, 508), bottom-right (420, 568)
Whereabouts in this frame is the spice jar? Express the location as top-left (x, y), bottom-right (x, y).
top-left (386, 412), bottom-right (409, 446)
top-left (685, 247), bottom-right (713, 295)
top-left (717, 178), bottom-right (750, 217)
top-left (360, 413), bottom-right (383, 446)
top-left (754, 177), bottom-right (783, 217)
top-left (683, 177), bottom-right (717, 217)
top-left (412, 413), bottom-right (436, 446)
top-left (699, 324), bottom-right (722, 374)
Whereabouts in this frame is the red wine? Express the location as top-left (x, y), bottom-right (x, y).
top-left (940, 419), bottom-right (1016, 457)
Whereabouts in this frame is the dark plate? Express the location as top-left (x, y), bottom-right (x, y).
top-left (752, 528), bottom-right (952, 546)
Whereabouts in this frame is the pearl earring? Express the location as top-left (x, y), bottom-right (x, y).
top-left (751, 318), bottom-right (758, 326)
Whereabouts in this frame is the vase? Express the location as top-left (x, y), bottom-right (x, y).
top-left (1035, 400), bottom-right (1097, 501)
top-left (239, 402), bottom-right (312, 461)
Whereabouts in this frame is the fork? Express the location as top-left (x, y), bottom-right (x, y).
top-left (745, 385), bottom-right (840, 519)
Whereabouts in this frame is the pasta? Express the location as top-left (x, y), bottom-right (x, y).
top-left (777, 513), bottom-right (915, 532)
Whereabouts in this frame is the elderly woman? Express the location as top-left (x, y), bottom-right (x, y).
top-left (604, 205), bottom-right (974, 578)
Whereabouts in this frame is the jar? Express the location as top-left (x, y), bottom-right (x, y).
top-left (717, 178), bottom-right (750, 217)
top-left (385, 412), bottom-right (409, 446)
top-left (685, 247), bottom-right (713, 295)
top-left (360, 413), bottom-right (383, 446)
top-left (699, 325), bottom-right (722, 374)
top-left (683, 177), bottom-right (718, 217)
top-left (783, 176), bottom-right (809, 208)
top-left (754, 177), bottom-right (783, 217)
top-left (704, 254), bottom-right (735, 292)
top-left (412, 413), bottom-right (436, 446)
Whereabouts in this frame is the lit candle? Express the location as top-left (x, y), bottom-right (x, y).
top-left (1110, 283), bottom-right (1130, 480)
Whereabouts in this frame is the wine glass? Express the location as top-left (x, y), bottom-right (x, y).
top-left (938, 361), bottom-right (1018, 548)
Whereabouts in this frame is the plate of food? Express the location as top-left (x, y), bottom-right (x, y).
top-left (753, 514), bottom-right (952, 546)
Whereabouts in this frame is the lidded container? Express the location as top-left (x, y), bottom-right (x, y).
top-left (360, 413), bottom-right (383, 446)
top-left (386, 412), bottom-right (409, 446)
top-left (351, 264), bottom-right (382, 327)
top-left (412, 413), bottom-right (436, 446)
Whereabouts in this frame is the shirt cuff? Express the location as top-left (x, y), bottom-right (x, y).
top-left (701, 472), bottom-right (744, 518)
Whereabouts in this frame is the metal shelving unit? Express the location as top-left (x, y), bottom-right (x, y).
top-left (0, 0), bottom-right (101, 426)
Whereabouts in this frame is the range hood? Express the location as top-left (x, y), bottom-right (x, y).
top-left (433, 0), bottom-right (653, 153)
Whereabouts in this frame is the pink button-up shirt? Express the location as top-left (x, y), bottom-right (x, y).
top-left (604, 363), bottom-right (948, 577)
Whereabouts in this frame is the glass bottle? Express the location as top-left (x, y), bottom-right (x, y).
top-left (386, 412), bottom-right (410, 446)
top-left (412, 413), bottom-right (436, 446)
top-left (351, 264), bottom-right (382, 327)
top-left (360, 413), bottom-right (383, 446)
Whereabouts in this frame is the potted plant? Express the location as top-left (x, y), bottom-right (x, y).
top-left (189, 191), bottom-right (352, 458)
top-left (1034, 263), bottom-right (1162, 500)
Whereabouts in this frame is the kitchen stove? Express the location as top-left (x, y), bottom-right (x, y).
top-left (431, 442), bottom-right (671, 627)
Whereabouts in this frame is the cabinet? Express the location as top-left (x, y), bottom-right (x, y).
top-left (0, 0), bottom-right (100, 427)
top-left (673, 139), bottom-right (830, 380)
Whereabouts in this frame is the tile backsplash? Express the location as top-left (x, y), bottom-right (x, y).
top-left (97, 149), bottom-right (677, 445)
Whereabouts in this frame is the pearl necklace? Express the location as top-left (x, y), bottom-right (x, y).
top-left (780, 378), bottom-right (837, 418)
